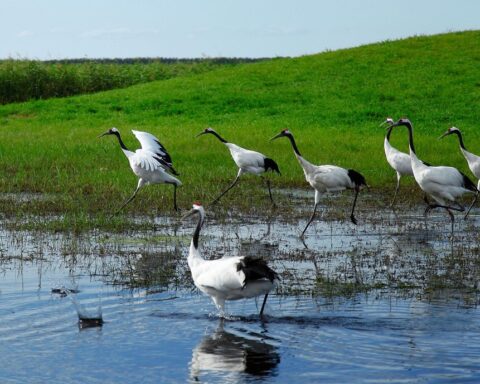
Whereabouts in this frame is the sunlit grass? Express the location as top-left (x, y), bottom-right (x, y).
top-left (0, 31), bottom-right (479, 230)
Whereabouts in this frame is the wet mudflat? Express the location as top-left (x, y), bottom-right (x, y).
top-left (1, 191), bottom-right (480, 383)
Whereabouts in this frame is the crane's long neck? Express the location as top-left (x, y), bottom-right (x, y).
top-left (286, 134), bottom-right (302, 156)
top-left (209, 131), bottom-right (228, 143)
top-left (192, 213), bottom-right (203, 250)
top-left (188, 211), bottom-right (205, 270)
top-left (386, 125), bottom-right (394, 141)
top-left (286, 134), bottom-right (316, 174)
top-left (453, 130), bottom-right (467, 150)
top-left (404, 122), bottom-right (417, 155)
top-left (113, 132), bottom-right (129, 151)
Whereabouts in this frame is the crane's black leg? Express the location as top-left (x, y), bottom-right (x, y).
top-left (425, 202), bottom-right (464, 233)
top-left (446, 208), bottom-right (455, 233)
top-left (262, 177), bottom-right (276, 207)
top-left (350, 187), bottom-right (360, 225)
top-left (464, 191), bottom-right (478, 219)
top-left (423, 194), bottom-right (431, 206)
top-left (301, 203), bottom-right (318, 238)
top-left (426, 203), bottom-right (464, 213)
top-left (260, 293), bottom-right (269, 316)
top-left (211, 174), bottom-right (241, 205)
top-left (114, 179), bottom-right (144, 215)
top-left (172, 183), bottom-right (179, 211)
top-left (390, 174), bottom-right (400, 208)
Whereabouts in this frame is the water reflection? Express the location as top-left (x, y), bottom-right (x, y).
top-left (190, 320), bottom-right (280, 382)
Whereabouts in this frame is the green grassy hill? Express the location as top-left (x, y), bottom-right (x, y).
top-left (0, 31), bottom-right (479, 224)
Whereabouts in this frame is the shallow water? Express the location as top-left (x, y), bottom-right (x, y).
top-left (1, 199), bottom-right (480, 383)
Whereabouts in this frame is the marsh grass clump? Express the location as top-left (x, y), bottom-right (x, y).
top-left (0, 58), bottom-right (266, 104)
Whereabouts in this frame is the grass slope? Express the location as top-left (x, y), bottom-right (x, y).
top-left (0, 31), bottom-right (479, 226)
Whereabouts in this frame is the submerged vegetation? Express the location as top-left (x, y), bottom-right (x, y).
top-left (0, 31), bottom-right (479, 230)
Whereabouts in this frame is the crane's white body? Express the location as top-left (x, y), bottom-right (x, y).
top-left (100, 127), bottom-right (181, 212)
top-left (185, 204), bottom-right (277, 315)
top-left (271, 129), bottom-right (365, 236)
top-left (409, 149), bottom-right (471, 205)
top-left (296, 154), bottom-right (355, 196)
top-left (198, 128), bottom-right (280, 205)
top-left (384, 137), bottom-right (413, 178)
top-left (460, 147), bottom-right (480, 189)
top-left (391, 119), bottom-right (478, 224)
top-left (188, 244), bottom-right (274, 309)
top-left (225, 143), bottom-right (268, 176)
top-left (124, 130), bottom-right (181, 187)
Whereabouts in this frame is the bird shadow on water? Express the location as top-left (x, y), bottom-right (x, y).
top-left (189, 319), bottom-right (281, 382)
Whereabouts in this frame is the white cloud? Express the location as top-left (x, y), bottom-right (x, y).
top-left (17, 30), bottom-right (33, 38)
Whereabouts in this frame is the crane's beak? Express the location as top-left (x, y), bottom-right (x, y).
top-left (98, 131), bottom-right (110, 138)
top-left (379, 120), bottom-right (393, 128)
top-left (438, 131), bottom-right (450, 140)
top-left (195, 131), bottom-right (207, 138)
top-left (181, 208), bottom-right (197, 220)
top-left (270, 132), bottom-right (284, 141)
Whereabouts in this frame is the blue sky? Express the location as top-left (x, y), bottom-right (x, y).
top-left (1, 0), bottom-right (479, 59)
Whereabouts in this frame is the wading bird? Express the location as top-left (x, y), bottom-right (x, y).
top-left (270, 129), bottom-right (367, 237)
top-left (440, 127), bottom-right (480, 190)
top-left (381, 117), bottom-right (414, 207)
top-left (391, 119), bottom-right (478, 226)
top-left (183, 202), bottom-right (279, 317)
top-left (196, 128), bottom-right (280, 205)
top-left (99, 127), bottom-right (181, 212)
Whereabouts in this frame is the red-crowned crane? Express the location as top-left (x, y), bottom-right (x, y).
top-left (99, 128), bottom-right (181, 212)
top-left (196, 128), bottom-right (280, 206)
top-left (391, 119), bottom-right (478, 227)
top-left (270, 129), bottom-right (367, 237)
top-left (440, 126), bottom-right (480, 217)
top-left (183, 202), bottom-right (279, 317)
top-left (381, 117), bottom-right (414, 207)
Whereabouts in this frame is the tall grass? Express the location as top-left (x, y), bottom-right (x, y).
top-left (0, 58), bottom-right (266, 104)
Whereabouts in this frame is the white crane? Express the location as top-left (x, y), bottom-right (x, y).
top-left (440, 126), bottom-right (480, 217)
top-left (440, 127), bottom-right (480, 190)
top-left (391, 118), bottom-right (478, 225)
top-left (270, 129), bottom-right (367, 237)
top-left (183, 202), bottom-right (279, 317)
top-left (196, 128), bottom-right (280, 205)
top-left (381, 117), bottom-right (414, 207)
top-left (99, 127), bottom-right (182, 212)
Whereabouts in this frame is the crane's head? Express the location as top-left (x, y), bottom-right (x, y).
top-left (391, 117), bottom-right (412, 128)
top-left (196, 127), bottom-right (216, 137)
top-left (182, 202), bottom-right (206, 222)
top-left (379, 117), bottom-right (394, 127)
top-left (270, 129), bottom-right (292, 141)
top-left (440, 126), bottom-right (461, 139)
top-left (98, 127), bottom-right (120, 138)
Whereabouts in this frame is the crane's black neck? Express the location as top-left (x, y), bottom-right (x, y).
top-left (286, 134), bottom-right (302, 156)
top-left (192, 211), bottom-right (204, 249)
top-left (386, 125), bottom-right (394, 141)
top-left (209, 131), bottom-right (228, 143)
top-left (402, 122), bottom-right (416, 154)
top-left (113, 131), bottom-right (129, 151)
top-left (452, 130), bottom-right (467, 150)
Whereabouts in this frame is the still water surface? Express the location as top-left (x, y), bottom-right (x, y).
top-left (1, 203), bottom-right (480, 383)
